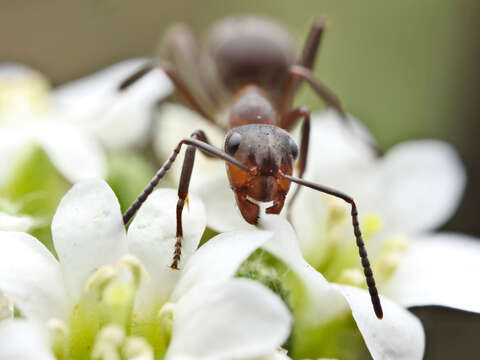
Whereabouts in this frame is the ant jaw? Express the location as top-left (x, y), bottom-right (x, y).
top-left (248, 166), bottom-right (259, 176)
top-left (249, 164), bottom-right (281, 177)
top-left (245, 195), bottom-right (273, 208)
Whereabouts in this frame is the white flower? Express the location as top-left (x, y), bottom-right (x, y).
top-left (172, 214), bottom-right (425, 360)
top-left (52, 58), bottom-right (173, 150)
top-left (0, 212), bottom-right (36, 232)
top-left (0, 58), bottom-right (172, 188)
top-left (154, 103), bottom-right (480, 314)
top-left (0, 292), bottom-right (13, 321)
top-left (152, 103), bottom-right (480, 357)
top-left (0, 180), bottom-right (291, 359)
top-left (0, 320), bottom-right (54, 360)
top-left (0, 63), bottom-right (106, 186)
top-left (288, 110), bottom-right (480, 315)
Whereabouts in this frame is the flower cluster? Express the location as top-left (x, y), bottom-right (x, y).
top-left (0, 60), bottom-right (479, 360)
top-left (0, 60), bottom-right (171, 248)
top-left (0, 179), bottom-right (426, 360)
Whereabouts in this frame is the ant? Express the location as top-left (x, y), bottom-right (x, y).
top-left (119, 16), bottom-right (383, 319)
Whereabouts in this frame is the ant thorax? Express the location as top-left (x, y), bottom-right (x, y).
top-left (229, 86), bottom-right (277, 128)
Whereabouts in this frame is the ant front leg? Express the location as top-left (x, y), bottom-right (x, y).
top-left (171, 130), bottom-right (220, 269)
top-left (123, 131), bottom-right (249, 268)
top-left (282, 64), bottom-right (346, 120)
top-left (118, 62), bottom-right (218, 126)
top-left (171, 140), bottom-right (196, 269)
top-left (123, 131), bottom-right (248, 225)
top-left (159, 24), bottom-right (220, 112)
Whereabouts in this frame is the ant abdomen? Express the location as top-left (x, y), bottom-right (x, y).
top-left (206, 16), bottom-right (296, 102)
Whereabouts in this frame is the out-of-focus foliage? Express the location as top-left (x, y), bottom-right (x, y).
top-left (107, 151), bottom-right (156, 213)
top-left (0, 146), bottom-right (69, 252)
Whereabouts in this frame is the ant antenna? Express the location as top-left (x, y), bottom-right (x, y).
top-left (283, 173), bottom-right (383, 319)
top-left (122, 136), bottom-right (249, 225)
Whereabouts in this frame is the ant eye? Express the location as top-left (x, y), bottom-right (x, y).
top-left (225, 132), bottom-right (242, 155)
top-left (288, 138), bottom-right (298, 160)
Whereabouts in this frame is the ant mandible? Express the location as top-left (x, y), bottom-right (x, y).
top-left (120, 16), bottom-right (383, 319)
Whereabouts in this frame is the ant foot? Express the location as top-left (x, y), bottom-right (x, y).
top-left (170, 236), bottom-right (183, 270)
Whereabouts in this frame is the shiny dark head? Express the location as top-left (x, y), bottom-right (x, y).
top-left (224, 124), bottom-right (297, 224)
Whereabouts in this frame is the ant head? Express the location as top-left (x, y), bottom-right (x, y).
top-left (224, 124), bottom-right (297, 203)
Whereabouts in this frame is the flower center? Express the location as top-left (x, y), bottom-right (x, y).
top-left (0, 70), bottom-right (50, 122)
top-left (305, 202), bottom-right (410, 288)
top-left (49, 256), bottom-right (171, 360)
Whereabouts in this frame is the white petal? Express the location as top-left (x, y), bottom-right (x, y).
top-left (302, 113), bottom-right (465, 234)
top-left (0, 120), bottom-right (106, 186)
top-left (171, 228), bottom-right (273, 301)
top-left (128, 188), bottom-right (206, 305)
top-left (288, 187), bottom-right (330, 257)
top-left (0, 62), bottom-right (50, 121)
top-left (307, 110), bottom-right (377, 186)
top-left (153, 104), bottom-right (242, 232)
top-left (52, 180), bottom-right (128, 301)
top-left (0, 62), bottom-right (40, 79)
top-left (260, 217), bottom-right (425, 359)
top-left (0, 231), bottom-right (67, 323)
top-left (53, 58), bottom-right (173, 149)
top-left (0, 292), bottom-right (13, 321)
top-left (130, 356), bottom-right (154, 360)
top-left (27, 119), bottom-right (107, 183)
top-left (194, 173), bottom-right (253, 232)
top-left (0, 212), bottom-right (35, 232)
top-left (153, 103), bottom-right (225, 178)
top-left (0, 129), bottom-right (31, 187)
top-left (259, 215), bottom-right (348, 323)
top-left (383, 232), bottom-right (480, 313)
top-left (375, 140), bottom-right (466, 232)
top-left (0, 319), bottom-right (54, 360)
top-left (166, 279), bottom-right (292, 360)
top-left (53, 59), bottom-right (151, 105)
top-left (334, 285), bottom-right (425, 360)
top-left (258, 349), bottom-right (292, 360)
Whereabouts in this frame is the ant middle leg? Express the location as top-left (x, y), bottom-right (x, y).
top-left (280, 65), bottom-right (382, 155)
top-left (118, 61), bottom-right (218, 126)
top-left (158, 23), bottom-right (222, 113)
top-left (281, 64), bottom-right (346, 121)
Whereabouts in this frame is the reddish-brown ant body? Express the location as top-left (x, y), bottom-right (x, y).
top-left (120, 16), bottom-right (383, 319)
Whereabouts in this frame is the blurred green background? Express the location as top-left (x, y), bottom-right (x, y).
top-left (1, 0), bottom-right (478, 237)
top-left (1, 1), bottom-right (479, 358)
